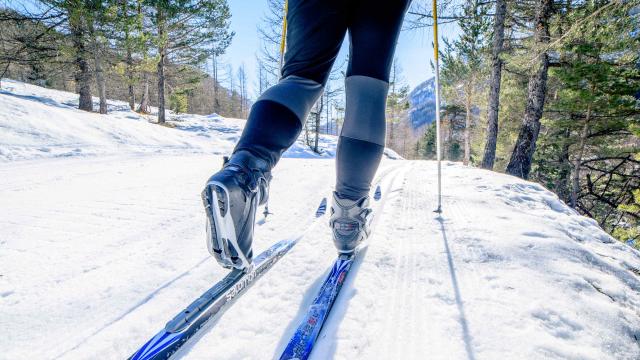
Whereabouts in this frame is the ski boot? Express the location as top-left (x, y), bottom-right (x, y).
top-left (329, 192), bottom-right (373, 254)
top-left (201, 151), bottom-right (271, 270)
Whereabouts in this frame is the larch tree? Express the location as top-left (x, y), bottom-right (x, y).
top-left (237, 63), bottom-right (248, 117)
top-left (257, 0), bottom-right (285, 85)
top-left (146, 0), bottom-right (233, 124)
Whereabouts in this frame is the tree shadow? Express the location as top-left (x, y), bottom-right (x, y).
top-left (0, 89), bottom-right (76, 110)
top-left (437, 215), bottom-right (477, 360)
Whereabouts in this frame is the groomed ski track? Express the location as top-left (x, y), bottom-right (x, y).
top-left (2, 156), bottom-right (640, 359)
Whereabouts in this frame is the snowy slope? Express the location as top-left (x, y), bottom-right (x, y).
top-left (1, 81), bottom-right (639, 360)
top-left (0, 79), bottom-right (357, 162)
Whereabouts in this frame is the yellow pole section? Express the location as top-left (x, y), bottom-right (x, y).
top-left (279, 0), bottom-right (288, 76)
top-left (433, 0), bottom-right (443, 213)
top-left (432, 0), bottom-right (439, 62)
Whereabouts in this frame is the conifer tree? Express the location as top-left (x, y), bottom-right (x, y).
top-left (145, 0), bottom-right (233, 123)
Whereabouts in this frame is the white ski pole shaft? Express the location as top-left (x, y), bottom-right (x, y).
top-left (433, 0), bottom-right (443, 213)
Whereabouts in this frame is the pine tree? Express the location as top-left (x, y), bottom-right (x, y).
top-left (439, 0), bottom-right (490, 165)
top-left (505, 0), bottom-right (553, 178)
top-left (533, 1), bottom-right (639, 239)
top-left (480, 0), bottom-right (507, 169)
top-left (65, 0), bottom-right (94, 111)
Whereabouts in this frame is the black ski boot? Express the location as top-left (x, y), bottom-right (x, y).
top-left (201, 151), bottom-right (271, 270)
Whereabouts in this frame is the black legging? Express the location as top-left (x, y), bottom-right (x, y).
top-left (234, 0), bottom-right (411, 199)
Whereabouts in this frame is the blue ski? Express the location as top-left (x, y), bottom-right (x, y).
top-left (129, 197), bottom-right (327, 360)
top-left (280, 186), bottom-right (382, 360)
top-left (279, 254), bottom-right (354, 360)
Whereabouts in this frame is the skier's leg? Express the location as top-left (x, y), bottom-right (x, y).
top-left (204, 0), bottom-right (348, 269)
top-left (233, 0), bottom-right (349, 169)
top-left (331, 0), bottom-right (410, 254)
top-left (335, 0), bottom-right (411, 201)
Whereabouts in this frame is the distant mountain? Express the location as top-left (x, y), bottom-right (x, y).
top-left (408, 77), bottom-right (436, 130)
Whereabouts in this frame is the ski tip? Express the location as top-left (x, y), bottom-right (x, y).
top-left (374, 185), bottom-right (382, 201)
top-left (316, 197), bottom-right (327, 217)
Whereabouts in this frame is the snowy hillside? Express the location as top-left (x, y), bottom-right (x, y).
top-left (0, 79), bottom-right (350, 162)
top-left (1, 81), bottom-right (639, 359)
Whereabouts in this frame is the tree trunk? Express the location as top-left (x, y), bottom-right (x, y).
top-left (571, 106), bottom-right (591, 208)
top-left (481, 0), bottom-right (506, 169)
top-left (156, 6), bottom-right (167, 124)
top-left (127, 48), bottom-right (135, 110)
top-left (314, 96), bottom-right (323, 153)
top-left (326, 90), bottom-right (330, 134)
top-left (446, 116), bottom-right (453, 160)
top-left (505, 0), bottom-right (553, 179)
top-left (70, 11), bottom-right (93, 112)
top-left (212, 52), bottom-right (220, 114)
top-left (464, 95), bottom-right (471, 165)
top-left (89, 18), bottom-right (107, 114)
top-left (555, 128), bottom-right (572, 202)
top-left (138, 71), bottom-right (150, 113)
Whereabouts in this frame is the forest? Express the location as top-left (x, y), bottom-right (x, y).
top-left (411, 0), bottom-right (639, 249)
top-left (0, 0), bottom-right (638, 247)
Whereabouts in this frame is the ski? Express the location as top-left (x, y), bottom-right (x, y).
top-left (129, 197), bottom-right (327, 360)
top-left (279, 254), bottom-right (355, 360)
top-left (279, 186), bottom-right (383, 360)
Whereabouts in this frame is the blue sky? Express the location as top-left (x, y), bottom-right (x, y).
top-left (223, 0), bottom-right (460, 99)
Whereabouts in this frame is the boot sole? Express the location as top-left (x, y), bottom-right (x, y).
top-left (205, 181), bottom-right (252, 270)
top-left (203, 185), bottom-right (233, 268)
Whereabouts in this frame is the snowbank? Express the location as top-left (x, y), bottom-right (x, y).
top-left (0, 79), bottom-right (353, 162)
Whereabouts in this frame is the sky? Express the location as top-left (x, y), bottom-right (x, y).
top-left (223, 0), bottom-right (460, 99)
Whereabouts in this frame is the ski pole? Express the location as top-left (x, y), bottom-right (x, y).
top-left (278, 0), bottom-right (288, 77)
top-left (262, 0), bottom-right (288, 219)
top-left (433, 0), bottom-right (443, 213)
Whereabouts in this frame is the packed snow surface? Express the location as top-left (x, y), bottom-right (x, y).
top-left (1, 81), bottom-right (639, 360)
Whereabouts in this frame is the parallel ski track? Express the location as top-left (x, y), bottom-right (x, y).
top-left (125, 162), bottom-right (405, 359)
top-left (51, 158), bottom-right (334, 359)
top-left (293, 162), bottom-right (408, 359)
top-left (378, 164), bottom-right (424, 359)
top-left (369, 163), bottom-right (477, 359)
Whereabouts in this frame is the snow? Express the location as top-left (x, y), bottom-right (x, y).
top-left (0, 79), bottom-right (359, 162)
top-left (1, 80), bottom-right (639, 359)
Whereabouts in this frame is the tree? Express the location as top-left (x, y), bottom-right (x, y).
top-left (110, 0), bottom-right (147, 111)
top-left (421, 122), bottom-right (437, 159)
top-left (480, 0), bottom-right (507, 169)
top-left (237, 63), bottom-right (248, 117)
top-left (505, 0), bottom-right (553, 178)
top-left (257, 0), bottom-right (285, 85)
top-left (0, 8), bottom-right (65, 89)
top-left (65, 0), bottom-right (94, 111)
top-left (86, 0), bottom-right (108, 114)
top-left (531, 0), bottom-right (640, 240)
top-left (386, 59), bottom-right (410, 149)
top-left (146, 0), bottom-right (233, 124)
top-left (208, 4), bottom-right (233, 114)
top-left (439, 0), bottom-right (490, 165)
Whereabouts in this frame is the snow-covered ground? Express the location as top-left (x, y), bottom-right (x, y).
top-left (0, 79), bottom-right (354, 162)
top-left (1, 81), bottom-right (639, 359)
